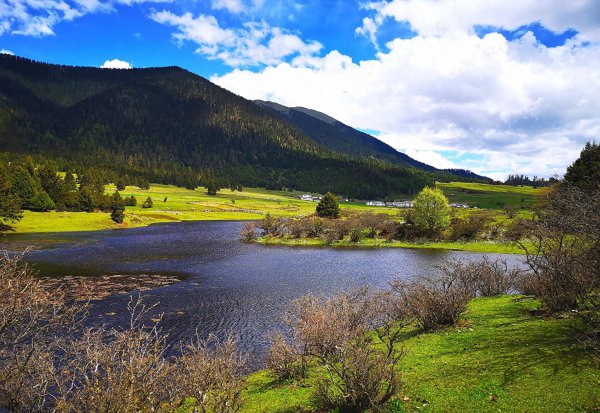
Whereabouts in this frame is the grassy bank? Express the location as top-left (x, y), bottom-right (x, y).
top-left (257, 236), bottom-right (524, 254)
top-left (237, 295), bottom-right (599, 413)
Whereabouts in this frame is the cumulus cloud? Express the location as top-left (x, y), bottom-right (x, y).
top-left (213, 29), bottom-right (600, 178)
top-left (212, 0), bottom-right (246, 14)
top-left (100, 58), bottom-right (132, 69)
top-left (357, 0), bottom-right (600, 41)
top-left (0, 48), bottom-right (14, 54)
top-left (0, 0), bottom-right (171, 37)
top-left (150, 10), bottom-right (322, 67)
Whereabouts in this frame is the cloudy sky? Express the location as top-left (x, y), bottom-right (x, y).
top-left (1, 0), bottom-right (599, 180)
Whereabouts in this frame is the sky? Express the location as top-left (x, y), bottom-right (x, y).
top-left (1, 0), bottom-right (599, 180)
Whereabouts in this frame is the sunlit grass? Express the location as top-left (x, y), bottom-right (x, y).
top-left (237, 296), bottom-right (599, 412)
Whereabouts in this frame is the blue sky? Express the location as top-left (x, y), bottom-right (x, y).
top-left (1, 0), bottom-right (599, 180)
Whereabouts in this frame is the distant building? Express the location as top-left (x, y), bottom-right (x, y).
top-left (366, 201), bottom-right (386, 207)
top-left (449, 203), bottom-right (470, 208)
top-left (299, 194), bottom-right (322, 202)
top-left (392, 201), bottom-right (414, 208)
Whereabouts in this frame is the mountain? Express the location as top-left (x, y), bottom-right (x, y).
top-left (255, 100), bottom-right (491, 181)
top-left (0, 55), bottom-right (486, 198)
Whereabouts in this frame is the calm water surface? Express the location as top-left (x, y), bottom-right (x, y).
top-left (2, 221), bottom-right (524, 361)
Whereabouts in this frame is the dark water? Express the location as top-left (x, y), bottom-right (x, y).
top-left (2, 221), bottom-right (524, 360)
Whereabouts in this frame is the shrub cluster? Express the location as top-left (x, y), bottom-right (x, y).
top-left (246, 208), bottom-right (509, 245)
top-left (0, 252), bottom-right (246, 413)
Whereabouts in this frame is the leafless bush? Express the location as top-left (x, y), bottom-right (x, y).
top-left (0, 250), bottom-right (86, 412)
top-left (173, 333), bottom-right (247, 413)
top-left (391, 265), bottom-right (473, 331)
top-left (258, 213), bottom-right (286, 236)
top-left (239, 222), bottom-right (257, 241)
top-left (349, 228), bottom-right (363, 243)
top-left (0, 251), bottom-right (247, 413)
top-left (266, 332), bottom-right (305, 381)
top-left (448, 211), bottom-right (493, 241)
top-left (285, 288), bottom-right (407, 412)
top-left (514, 184), bottom-right (600, 312)
top-left (472, 257), bottom-right (520, 297)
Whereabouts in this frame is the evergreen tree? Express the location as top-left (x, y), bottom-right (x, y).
top-left (0, 168), bottom-right (23, 229)
top-left (316, 192), bottom-right (340, 219)
top-left (115, 179), bottom-right (126, 191)
top-left (110, 205), bottom-right (125, 224)
top-left (207, 181), bottom-right (219, 196)
top-left (564, 142), bottom-right (600, 192)
top-left (63, 171), bottom-right (77, 191)
top-left (125, 195), bottom-right (137, 207)
top-left (28, 191), bottom-right (56, 212)
top-left (142, 197), bottom-right (153, 208)
top-left (10, 166), bottom-right (38, 208)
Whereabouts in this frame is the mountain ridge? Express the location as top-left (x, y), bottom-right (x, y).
top-left (0, 54), bottom-right (489, 197)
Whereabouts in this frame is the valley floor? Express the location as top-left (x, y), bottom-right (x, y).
top-left (4, 182), bottom-right (535, 254)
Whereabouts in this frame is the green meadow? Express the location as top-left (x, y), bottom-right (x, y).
top-left (9, 184), bottom-right (383, 233)
top-left (8, 182), bottom-right (541, 247)
top-left (234, 296), bottom-right (599, 413)
top-left (436, 182), bottom-right (541, 209)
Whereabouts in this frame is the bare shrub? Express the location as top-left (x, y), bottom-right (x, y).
top-left (391, 264), bottom-right (473, 331)
top-left (266, 332), bottom-right (305, 381)
top-left (258, 213), bottom-right (285, 236)
top-left (54, 297), bottom-right (177, 413)
top-left (0, 250), bottom-right (247, 413)
top-left (448, 211), bottom-right (493, 241)
top-left (0, 250), bottom-right (86, 412)
top-left (514, 184), bottom-right (600, 312)
top-left (286, 288), bottom-right (407, 412)
top-left (471, 257), bottom-right (520, 297)
top-left (304, 215), bottom-right (325, 238)
top-left (349, 228), bottom-right (364, 243)
top-left (173, 333), bottom-right (247, 413)
top-left (239, 222), bottom-right (257, 241)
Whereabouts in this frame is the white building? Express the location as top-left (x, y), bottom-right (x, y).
top-left (366, 201), bottom-right (386, 206)
top-left (300, 194), bottom-right (313, 201)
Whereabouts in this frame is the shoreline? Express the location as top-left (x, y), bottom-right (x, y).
top-left (255, 236), bottom-right (524, 254)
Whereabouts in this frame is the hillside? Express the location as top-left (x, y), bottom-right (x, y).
top-left (255, 100), bottom-right (491, 181)
top-left (0, 55), bottom-right (483, 197)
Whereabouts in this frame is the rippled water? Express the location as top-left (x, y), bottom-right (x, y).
top-left (2, 221), bottom-right (524, 360)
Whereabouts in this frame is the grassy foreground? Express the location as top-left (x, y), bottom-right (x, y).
top-left (236, 296), bottom-right (599, 413)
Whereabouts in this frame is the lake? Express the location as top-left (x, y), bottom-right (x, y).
top-left (2, 221), bottom-right (524, 362)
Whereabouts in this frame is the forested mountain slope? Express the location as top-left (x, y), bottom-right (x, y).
top-left (0, 55), bottom-right (485, 197)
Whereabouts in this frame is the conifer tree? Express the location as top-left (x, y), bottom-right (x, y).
top-left (316, 192), bottom-right (340, 219)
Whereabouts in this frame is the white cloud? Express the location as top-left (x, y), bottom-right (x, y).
top-left (150, 10), bottom-right (322, 67)
top-left (212, 0), bottom-right (246, 14)
top-left (357, 0), bottom-right (600, 41)
top-left (0, 48), bottom-right (14, 54)
top-left (0, 0), bottom-right (170, 37)
top-left (100, 58), bottom-right (132, 69)
top-left (213, 29), bottom-right (600, 178)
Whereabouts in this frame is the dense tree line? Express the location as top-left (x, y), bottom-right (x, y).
top-left (504, 174), bottom-right (558, 187)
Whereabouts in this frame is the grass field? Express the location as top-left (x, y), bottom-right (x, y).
top-left (436, 182), bottom-right (542, 209)
top-left (9, 184), bottom-right (385, 233)
top-left (235, 296), bottom-right (599, 413)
